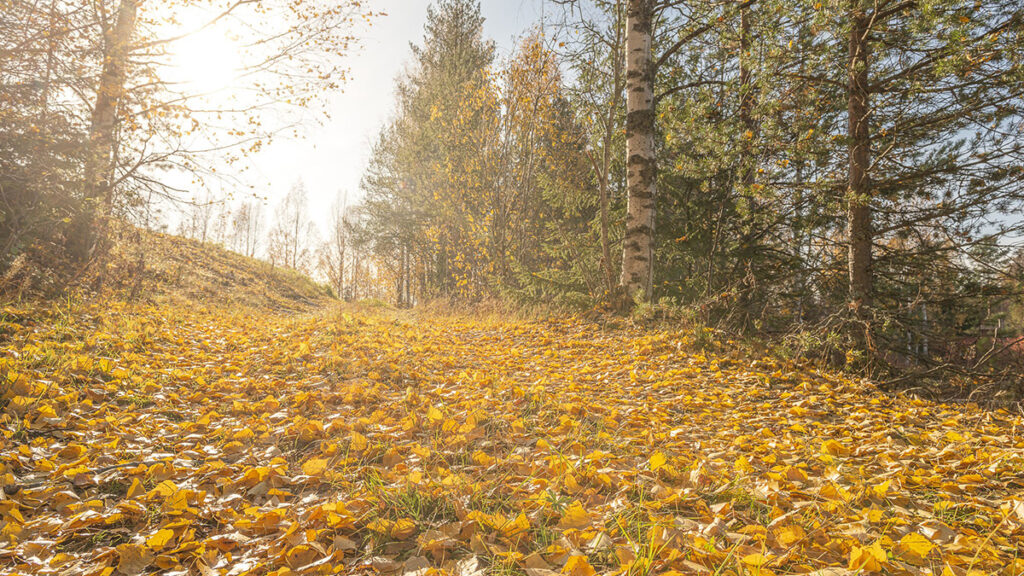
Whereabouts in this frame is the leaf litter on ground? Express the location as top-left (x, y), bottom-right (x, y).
top-left (1, 299), bottom-right (1023, 575)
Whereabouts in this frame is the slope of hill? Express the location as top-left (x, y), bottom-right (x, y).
top-left (100, 224), bottom-right (332, 312)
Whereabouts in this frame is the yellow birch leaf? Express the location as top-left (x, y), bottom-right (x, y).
top-left (472, 450), bottom-right (495, 466)
top-left (872, 479), bottom-right (891, 498)
top-left (285, 544), bottom-right (317, 568)
top-left (116, 543), bottom-right (154, 575)
top-left (649, 451), bottom-right (667, 471)
top-left (367, 518), bottom-right (392, 534)
top-left (741, 552), bottom-right (770, 566)
top-left (163, 490), bottom-right (189, 514)
top-left (146, 529), bottom-right (175, 550)
top-left (734, 456), bottom-right (753, 473)
top-left (148, 480), bottom-right (177, 499)
top-left (302, 458), bottom-right (328, 476)
top-left (558, 501), bottom-right (592, 530)
top-left (426, 406), bottom-right (443, 423)
top-left (392, 518), bottom-right (417, 539)
top-left (775, 524), bottom-right (805, 547)
top-left (848, 541), bottom-right (886, 571)
top-left (126, 478), bottom-right (144, 499)
top-left (350, 431), bottom-right (368, 451)
top-left (562, 555), bottom-right (596, 576)
top-left (57, 444), bottom-right (85, 460)
top-left (821, 439), bottom-right (849, 457)
top-left (502, 512), bottom-right (530, 537)
top-left (898, 532), bottom-right (934, 560)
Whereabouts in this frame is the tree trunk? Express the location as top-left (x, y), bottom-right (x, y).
top-left (40, 0), bottom-right (58, 120)
top-left (847, 2), bottom-right (873, 334)
top-left (337, 242), bottom-right (346, 297)
top-left (598, 0), bottom-right (624, 297)
top-left (738, 2), bottom-right (756, 189)
top-left (599, 166), bottom-right (614, 295)
top-left (69, 0), bottom-right (137, 262)
top-left (493, 200), bottom-right (507, 283)
top-left (405, 245), bottom-right (412, 305)
top-left (619, 0), bottom-right (656, 302)
top-left (291, 212), bottom-right (299, 269)
top-left (735, 1), bottom-right (759, 324)
top-left (352, 253), bottom-right (360, 300)
top-left (396, 249), bottom-right (404, 307)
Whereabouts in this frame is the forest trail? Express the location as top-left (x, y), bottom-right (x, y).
top-left (5, 0), bottom-right (1024, 572)
top-left (2, 298), bottom-right (1024, 575)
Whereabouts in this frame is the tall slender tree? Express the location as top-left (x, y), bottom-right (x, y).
top-left (66, 0), bottom-right (137, 261)
top-left (620, 0), bottom-right (657, 301)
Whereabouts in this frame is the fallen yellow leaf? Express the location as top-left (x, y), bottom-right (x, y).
top-left (146, 529), bottom-right (175, 550)
top-left (649, 451), bottom-right (667, 471)
top-left (562, 555), bottom-right (596, 576)
top-left (898, 532), bottom-right (935, 561)
top-left (849, 541), bottom-right (886, 571)
top-left (558, 501), bottom-right (592, 530)
top-left (350, 431), bottom-right (368, 451)
top-left (302, 458), bottom-right (328, 475)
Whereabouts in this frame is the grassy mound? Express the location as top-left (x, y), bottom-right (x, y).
top-left (98, 224), bottom-right (331, 312)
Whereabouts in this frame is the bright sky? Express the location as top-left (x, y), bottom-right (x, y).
top-left (240, 0), bottom-right (547, 231)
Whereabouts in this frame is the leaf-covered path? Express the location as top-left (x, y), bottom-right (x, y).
top-left (1, 301), bottom-right (1023, 575)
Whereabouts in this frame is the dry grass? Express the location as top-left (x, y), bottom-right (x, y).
top-left (97, 223), bottom-right (332, 313)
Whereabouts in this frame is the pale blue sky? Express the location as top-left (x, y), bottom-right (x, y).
top-left (245, 0), bottom-right (547, 229)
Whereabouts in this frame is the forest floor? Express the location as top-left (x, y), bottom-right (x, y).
top-left (1, 239), bottom-right (1024, 576)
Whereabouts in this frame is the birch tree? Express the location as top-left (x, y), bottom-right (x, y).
top-left (620, 0), bottom-right (657, 302)
top-left (267, 181), bottom-right (312, 271)
top-left (319, 193), bottom-right (350, 298)
top-left (66, 0), bottom-right (137, 262)
top-left (59, 0), bottom-right (373, 264)
top-left (230, 200), bottom-right (264, 258)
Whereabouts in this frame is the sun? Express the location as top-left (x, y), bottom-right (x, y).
top-left (168, 26), bottom-right (242, 96)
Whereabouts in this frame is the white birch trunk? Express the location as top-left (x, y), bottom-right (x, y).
top-left (619, 0), bottom-right (656, 302)
top-left (69, 0), bottom-right (137, 261)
